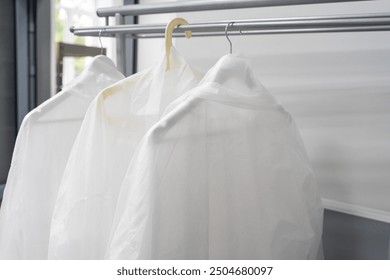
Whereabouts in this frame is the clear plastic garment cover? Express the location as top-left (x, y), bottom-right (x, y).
top-left (48, 48), bottom-right (202, 259)
top-left (106, 54), bottom-right (324, 259)
top-left (0, 56), bottom-right (124, 259)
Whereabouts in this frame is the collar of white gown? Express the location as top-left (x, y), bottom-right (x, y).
top-left (192, 53), bottom-right (279, 109)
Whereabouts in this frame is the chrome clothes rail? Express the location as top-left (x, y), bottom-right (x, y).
top-left (96, 0), bottom-right (371, 17)
top-left (71, 13), bottom-right (390, 37)
top-left (72, 0), bottom-right (378, 73)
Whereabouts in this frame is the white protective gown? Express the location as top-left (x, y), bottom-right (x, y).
top-left (48, 48), bottom-right (201, 259)
top-left (107, 54), bottom-right (323, 260)
top-left (0, 56), bottom-right (124, 259)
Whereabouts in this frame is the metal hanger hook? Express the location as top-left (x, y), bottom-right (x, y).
top-left (98, 29), bottom-right (104, 55)
top-left (225, 22), bottom-right (235, 54)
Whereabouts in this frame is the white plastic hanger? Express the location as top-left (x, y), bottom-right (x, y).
top-left (165, 17), bottom-right (192, 71)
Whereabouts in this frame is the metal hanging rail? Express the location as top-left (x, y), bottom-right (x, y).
top-left (71, 13), bottom-right (390, 38)
top-left (76, 0), bottom-right (378, 74)
top-left (96, 0), bottom-right (372, 17)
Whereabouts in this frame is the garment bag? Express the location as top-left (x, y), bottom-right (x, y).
top-left (107, 54), bottom-right (324, 260)
top-left (48, 48), bottom-right (202, 259)
top-left (0, 56), bottom-right (124, 259)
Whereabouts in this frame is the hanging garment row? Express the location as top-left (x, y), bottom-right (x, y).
top-left (1, 16), bottom-right (328, 260)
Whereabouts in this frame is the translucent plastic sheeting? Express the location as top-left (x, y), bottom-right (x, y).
top-left (107, 54), bottom-right (323, 259)
top-left (48, 48), bottom-right (202, 259)
top-left (0, 56), bottom-right (124, 259)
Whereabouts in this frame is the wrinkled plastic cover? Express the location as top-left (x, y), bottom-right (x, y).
top-left (48, 48), bottom-right (201, 259)
top-left (0, 56), bottom-right (124, 259)
top-left (107, 54), bottom-right (323, 260)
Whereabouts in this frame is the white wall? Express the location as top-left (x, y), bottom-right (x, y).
top-left (137, 0), bottom-right (390, 222)
top-left (137, 1), bottom-right (173, 70)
